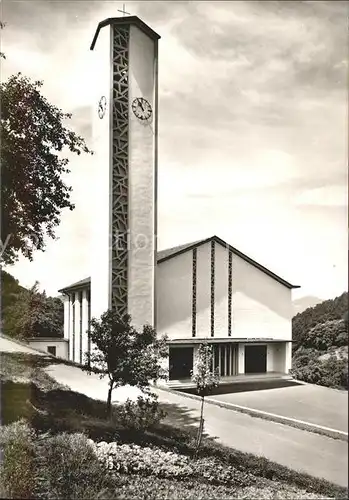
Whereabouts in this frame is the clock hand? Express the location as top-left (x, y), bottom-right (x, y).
top-left (138, 100), bottom-right (145, 111)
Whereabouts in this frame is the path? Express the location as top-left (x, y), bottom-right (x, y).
top-left (45, 363), bottom-right (348, 488)
top-left (1, 337), bottom-right (347, 489)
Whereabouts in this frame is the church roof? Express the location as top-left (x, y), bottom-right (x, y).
top-left (157, 235), bottom-right (299, 289)
top-left (90, 16), bottom-right (160, 51)
top-left (58, 235), bottom-right (299, 293)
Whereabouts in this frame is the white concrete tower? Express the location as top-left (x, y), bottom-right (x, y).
top-left (90, 16), bottom-right (159, 329)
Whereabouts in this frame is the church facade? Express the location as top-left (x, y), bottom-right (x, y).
top-left (59, 235), bottom-right (299, 383)
top-left (58, 16), bottom-right (299, 384)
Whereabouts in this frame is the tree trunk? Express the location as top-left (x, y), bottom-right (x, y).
top-left (106, 380), bottom-right (113, 418)
top-left (194, 396), bottom-right (205, 458)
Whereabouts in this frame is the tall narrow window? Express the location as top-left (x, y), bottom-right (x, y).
top-left (210, 240), bottom-right (215, 337)
top-left (192, 248), bottom-right (197, 337)
top-left (228, 251), bottom-right (233, 336)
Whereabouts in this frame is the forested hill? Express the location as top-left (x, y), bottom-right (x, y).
top-left (1, 270), bottom-right (64, 339)
top-left (292, 291), bottom-right (348, 351)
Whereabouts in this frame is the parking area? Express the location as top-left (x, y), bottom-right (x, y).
top-left (205, 380), bottom-right (348, 433)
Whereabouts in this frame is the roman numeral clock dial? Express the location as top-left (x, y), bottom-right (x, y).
top-left (132, 97), bottom-right (152, 121)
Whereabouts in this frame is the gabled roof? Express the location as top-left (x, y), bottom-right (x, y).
top-left (157, 238), bottom-right (207, 261)
top-left (158, 235), bottom-right (299, 289)
top-left (58, 277), bottom-right (90, 293)
top-left (58, 235), bottom-right (299, 293)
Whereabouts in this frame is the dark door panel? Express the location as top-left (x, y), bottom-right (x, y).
top-left (244, 345), bottom-right (267, 374)
top-left (169, 347), bottom-right (194, 380)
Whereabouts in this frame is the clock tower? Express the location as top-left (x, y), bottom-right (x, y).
top-left (89, 16), bottom-right (159, 329)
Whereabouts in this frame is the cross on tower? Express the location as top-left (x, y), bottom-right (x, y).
top-left (117, 3), bottom-right (130, 17)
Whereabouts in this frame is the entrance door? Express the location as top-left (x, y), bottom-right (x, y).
top-left (169, 347), bottom-right (194, 380)
top-left (244, 345), bottom-right (267, 374)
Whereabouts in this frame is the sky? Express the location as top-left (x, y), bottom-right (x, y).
top-left (1, 0), bottom-right (348, 301)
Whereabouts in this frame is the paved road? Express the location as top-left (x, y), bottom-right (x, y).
top-left (206, 381), bottom-right (348, 432)
top-left (0, 335), bottom-right (46, 355)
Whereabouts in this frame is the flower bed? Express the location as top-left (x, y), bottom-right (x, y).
top-left (91, 440), bottom-right (256, 487)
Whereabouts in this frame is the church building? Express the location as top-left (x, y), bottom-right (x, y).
top-left (58, 16), bottom-right (299, 385)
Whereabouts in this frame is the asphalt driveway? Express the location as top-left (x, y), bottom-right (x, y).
top-left (205, 380), bottom-right (348, 433)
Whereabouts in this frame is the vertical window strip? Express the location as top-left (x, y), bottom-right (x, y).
top-left (210, 240), bottom-right (215, 337)
top-left (192, 248), bottom-right (197, 337)
top-left (228, 251), bottom-right (233, 336)
top-left (79, 291), bottom-right (83, 364)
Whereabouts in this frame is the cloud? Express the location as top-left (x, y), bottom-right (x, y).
top-left (1, 0), bottom-right (347, 300)
top-left (295, 185), bottom-right (348, 207)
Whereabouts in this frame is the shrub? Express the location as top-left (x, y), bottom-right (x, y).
top-left (0, 420), bottom-right (36, 499)
top-left (115, 394), bottom-right (166, 431)
top-left (92, 440), bottom-right (255, 487)
top-left (34, 432), bottom-right (115, 499)
top-left (291, 351), bottom-right (348, 390)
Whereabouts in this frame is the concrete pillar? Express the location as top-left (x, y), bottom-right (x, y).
top-left (238, 344), bottom-right (245, 374)
top-left (81, 289), bottom-right (89, 363)
top-left (285, 341), bottom-right (292, 373)
top-left (63, 295), bottom-right (70, 341)
top-left (69, 293), bottom-right (74, 361)
top-left (74, 292), bottom-right (81, 364)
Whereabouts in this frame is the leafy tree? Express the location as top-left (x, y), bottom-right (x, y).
top-left (303, 319), bottom-right (347, 351)
top-left (291, 352), bottom-right (348, 390)
top-left (0, 72), bottom-right (92, 265)
top-left (292, 292), bottom-right (348, 352)
top-left (84, 311), bottom-right (168, 416)
top-left (2, 279), bottom-right (63, 339)
top-left (191, 342), bottom-right (219, 457)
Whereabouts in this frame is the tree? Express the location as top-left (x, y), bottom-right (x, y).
top-left (84, 311), bottom-right (168, 416)
top-left (0, 72), bottom-right (92, 265)
top-left (191, 342), bottom-right (219, 457)
top-left (2, 278), bottom-right (64, 339)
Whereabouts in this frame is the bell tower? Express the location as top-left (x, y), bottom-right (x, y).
top-left (89, 16), bottom-right (159, 328)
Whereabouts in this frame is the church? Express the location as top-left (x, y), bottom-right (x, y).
top-left (58, 16), bottom-right (299, 385)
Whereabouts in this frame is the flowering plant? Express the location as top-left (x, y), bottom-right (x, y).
top-left (90, 440), bottom-right (255, 487)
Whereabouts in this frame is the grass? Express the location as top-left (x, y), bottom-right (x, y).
top-left (0, 351), bottom-right (348, 499)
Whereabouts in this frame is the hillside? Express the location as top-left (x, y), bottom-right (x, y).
top-left (292, 296), bottom-right (322, 316)
top-left (291, 292), bottom-right (348, 390)
top-left (1, 270), bottom-right (64, 339)
top-left (292, 291), bottom-right (348, 351)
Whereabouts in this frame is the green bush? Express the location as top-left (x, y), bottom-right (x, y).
top-left (112, 474), bottom-right (242, 500)
top-left (0, 420), bottom-right (36, 499)
top-left (291, 352), bottom-right (348, 389)
top-left (115, 394), bottom-right (166, 432)
top-left (34, 432), bottom-right (114, 499)
top-left (92, 440), bottom-right (255, 487)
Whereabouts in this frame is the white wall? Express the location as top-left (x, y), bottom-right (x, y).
top-left (157, 251), bottom-right (192, 339)
top-left (63, 296), bottom-right (70, 341)
top-left (27, 340), bottom-right (68, 360)
top-left (128, 24), bottom-right (157, 330)
top-left (90, 24), bottom-right (112, 320)
top-left (214, 243), bottom-right (230, 337)
top-left (232, 254), bottom-right (292, 340)
top-left (157, 241), bottom-right (293, 344)
top-left (196, 243), bottom-right (211, 338)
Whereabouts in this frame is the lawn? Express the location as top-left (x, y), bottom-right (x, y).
top-left (0, 352), bottom-right (347, 499)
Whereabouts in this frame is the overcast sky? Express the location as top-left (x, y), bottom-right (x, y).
top-left (1, 0), bottom-right (348, 301)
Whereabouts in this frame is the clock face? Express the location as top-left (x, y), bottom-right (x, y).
top-left (98, 96), bottom-right (107, 119)
top-left (131, 97), bottom-right (152, 121)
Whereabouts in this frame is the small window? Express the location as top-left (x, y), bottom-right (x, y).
top-left (47, 346), bottom-right (56, 356)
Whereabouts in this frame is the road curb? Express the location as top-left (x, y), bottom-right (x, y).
top-left (153, 385), bottom-right (348, 442)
